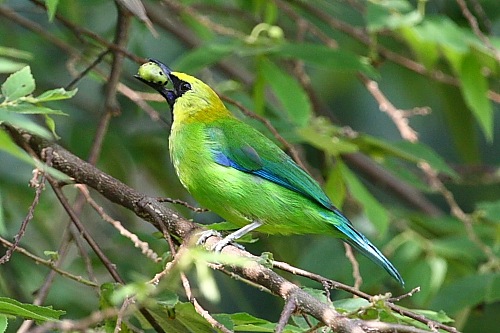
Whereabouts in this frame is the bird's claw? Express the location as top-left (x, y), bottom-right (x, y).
top-left (196, 229), bottom-right (221, 246)
top-left (213, 238), bottom-right (245, 252)
top-left (196, 230), bottom-right (245, 251)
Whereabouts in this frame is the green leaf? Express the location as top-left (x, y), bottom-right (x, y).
top-left (427, 256), bottom-right (447, 300)
top-left (440, 85), bottom-right (480, 163)
top-left (0, 47), bottom-right (32, 60)
top-left (0, 191), bottom-right (4, 235)
top-left (32, 87), bottom-right (78, 102)
top-left (275, 43), bottom-right (377, 77)
top-left (432, 236), bottom-right (485, 262)
top-left (332, 298), bottom-right (370, 312)
top-left (2, 104), bottom-right (67, 115)
top-left (297, 117), bottom-right (359, 155)
top-left (1, 66), bottom-right (35, 101)
top-left (259, 58), bottom-right (311, 127)
top-left (324, 163), bottom-right (347, 208)
top-left (218, 312), bottom-right (302, 332)
top-left (45, 0), bottom-right (60, 21)
top-left (0, 129), bottom-right (33, 164)
top-left (476, 200), bottom-right (500, 223)
top-left (431, 273), bottom-right (500, 314)
top-left (457, 53), bottom-right (494, 141)
top-left (44, 114), bottom-right (60, 139)
top-left (366, 0), bottom-right (422, 32)
top-left (399, 26), bottom-right (440, 69)
top-left (156, 290), bottom-right (179, 308)
top-left (0, 297), bottom-right (65, 323)
top-left (148, 302), bottom-right (218, 333)
top-left (194, 260), bottom-right (220, 302)
top-left (0, 315), bottom-right (7, 333)
top-left (174, 43), bottom-right (236, 73)
top-left (211, 314), bottom-right (234, 331)
top-left (356, 136), bottom-right (458, 178)
top-left (0, 111), bottom-right (52, 139)
top-left (410, 309), bottom-right (453, 323)
top-left (0, 57), bottom-right (27, 74)
top-left (338, 160), bottom-right (389, 235)
top-left (390, 141), bottom-right (458, 178)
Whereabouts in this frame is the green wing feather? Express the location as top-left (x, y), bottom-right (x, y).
top-left (207, 120), bottom-right (336, 211)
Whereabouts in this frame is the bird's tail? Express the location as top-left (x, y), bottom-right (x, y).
top-left (332, 210), bottom-right (404, 286)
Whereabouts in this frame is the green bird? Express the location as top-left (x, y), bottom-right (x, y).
top-left (135, 59), bottom-right (404, 286)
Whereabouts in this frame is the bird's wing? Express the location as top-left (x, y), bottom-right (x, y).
top-left (206, 121), bottom-right (336, 211)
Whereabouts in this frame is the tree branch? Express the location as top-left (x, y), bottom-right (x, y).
top-left (3, 125), bottom-right (458, 333)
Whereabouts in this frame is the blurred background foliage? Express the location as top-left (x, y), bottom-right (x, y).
top-left (0, 0), bottom-right (499, 332)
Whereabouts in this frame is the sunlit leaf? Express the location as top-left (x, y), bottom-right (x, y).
top-left (32, 87), bottom-right (77, 102)
top-left (399, 26), bottom-right (440, 69)
top-left (333, 297), bottom-right (370, 312)
top-left (366, 0), bottom-right (422, 32)
top-left (0, 297), bottom-right (65, 323)
top-left (194, 261), bottom-right (220, 302)
top-left (0, 111), bottom-right (52, 139)
top-left (0, 129), bottom-right (33, 164)
top-left (1, 66), bottom-right (35, 101)
top-left (297, 117), bottom-right (359, 155)
top-left (0, 315), bottom-right (7, 333)
top-left (0, 57), bottom-right (27, 74)
top-left (2, 104), bottom-right (67, 115)
top-left (45, 0), bottom-right (59, 21)
top-left (0, 47), bottom-right (32, 60)
top-left (148, 302), bottom-right (218, 333)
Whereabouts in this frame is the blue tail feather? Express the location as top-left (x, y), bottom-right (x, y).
top-left (332, 211), bottom-right (404, 286)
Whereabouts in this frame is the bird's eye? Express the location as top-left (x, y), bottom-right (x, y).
top-left (180, 82), bottom-right (191, 92)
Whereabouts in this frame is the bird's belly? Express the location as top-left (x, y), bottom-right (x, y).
top-left (177, 160), bottom-right (333, 236)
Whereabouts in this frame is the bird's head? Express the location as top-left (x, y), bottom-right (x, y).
top-left (135, 59), bottom-right (229, 122)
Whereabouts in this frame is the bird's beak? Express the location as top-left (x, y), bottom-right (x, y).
top-left (134, 58), bottom-right (182, 109)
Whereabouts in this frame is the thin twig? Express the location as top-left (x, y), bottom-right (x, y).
top-left (359, 74), bottom-right (422, 143)
top-left (161, 229), bottom-right (232, 333)
top-left (0, 236), bottom-right (98, 287)
top-left (272, 260), bottom-right (459, 333)
top-left (289, 0), bottom-right (500, 103)
top-left (456, 0), bottom-right (500, 62)
top-left (161, 0), bottom-right (245, 39)
top-left (30, 0), bottom-right (144, 63)
top-left (27, 308), bottom-right (120, 333)
top-left (77, 184), bottom-right (161, 262)
top-left (388, 286), bottom-right (420, 302)
top-left (276, 295), bottom-right (297, 333)
top-left (344, 243), bottom-right (362, 291)
top-left (360, 72), bottom-right (497, 266)
top-left (65, 49), bottom-right (110, 90)
top-left (0, 168), bottom-right (46, 264)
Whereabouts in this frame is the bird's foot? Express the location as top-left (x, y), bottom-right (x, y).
top-left (196, 229), bottom-right (221, 246)
top-left (213, 237), bottom-right (245, 252)
top-left (196, 229), bottom-right (245, 251)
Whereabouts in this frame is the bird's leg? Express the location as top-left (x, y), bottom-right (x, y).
top-left (197, 220), bottom-right (263, 252)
